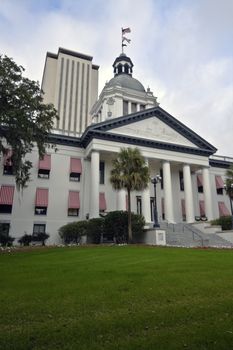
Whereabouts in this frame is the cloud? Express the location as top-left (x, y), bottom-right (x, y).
top-left (0, 0), bottom-right (232, 156)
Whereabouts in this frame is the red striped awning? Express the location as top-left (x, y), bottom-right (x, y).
top-left (70, 158), bottom-right (82, 173)
top-left (215, 176), bottom-right (224, 189)
top-left (3, 149), bottom-right (13, 166)
top-left (199, 200), bottom-right (205, 216)
top-left (99, 192), bottom-right (106, 211)
top-left (181, 199), bottom-right (186, 216)
top-left (68, 191), bottom-right (80, 209)
top-left (0, 185), bottom-right (15, 205)
top-left (197, 174), bottom-right (203, 187)
top-left (218, 202), bottom-right (230, 216)
top-left (161, 198), bottom-right (165, 214)
top-left (39, 154), bottom-right (51, 170)
top-left (35, 188), bottom-right (48, 207)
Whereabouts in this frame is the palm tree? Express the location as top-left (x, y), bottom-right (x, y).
top-left (110, 148), bottom-right (150, 243)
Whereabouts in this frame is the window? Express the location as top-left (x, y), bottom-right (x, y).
top-left (218, 202), bottom-right (230, 217)
top-left (215, 176), bottom-right (224, 195)
top-left (131, 102), bottom-right (137, 113)
top-left (181, 199), bottom-right (186, 221)
top-left (197, 174), bottom-right (203, 193)
top-left (179, 171), bottom-right (184, 191)
top-left (68, 191), bottom-right (80, 217)
top-left (199, 200), bottom-right (205, 217)
top-left (70, 158), bottom-right (82, 182)
top-left (99, 193), bottom-right (107, 213)
top-left (140, 104), bottom-right (145, 111)
top-left (124, 64), bottom-right (129, 74)
top-left (33, 224), bottom-right (46, 235)
top-left (35, 188), bottom-right (48, 216)
top-left (0, 222), bottom-right (10, 237)
top-left (160, 169), bottom-right (164, 189)
top-left (3, 150), bottom-right (14, 175)
top-left (136, 196), bottom-right (142, 215)
top-left (99, 161), bottom-right (105, 184)
top-left (118, 64), bottom-right (122, 74)
top-left (38, 154), bottom-right (51, 179)
top-left (123, 100), bottom-right (128, 115)
top-left (150, 197), bottom-right (154, 221)
top-left (0, 186), bottom-right (15, 214)
top-left (161, 198), bottom-right (165, 220)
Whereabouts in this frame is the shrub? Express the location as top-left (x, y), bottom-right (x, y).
top-left (86, 218), bottom-right (105, 244)
top-left (18, 234), bottom-right (32, 246)
top-left (59, 221), bottom-right (88, 244)
top-left (0, 234), bottom-right (15, 247)
top-left (211, 216), bottom-right (232, 231)
top-left (104, 211), bottom-right (145, 243)
top-left (32, 232), bottom-right (50, 246)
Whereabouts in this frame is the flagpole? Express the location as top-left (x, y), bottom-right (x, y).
top-left (121, 28), bottom-right (124, 54)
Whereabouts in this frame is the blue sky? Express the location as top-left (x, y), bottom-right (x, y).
top-left (0, 0), bottom-right (232, 156)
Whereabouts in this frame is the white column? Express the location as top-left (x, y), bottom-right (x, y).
top-left (202, 167), bottom-right (214, 221)
top-left (163, 161), bottom-right (175, 223)
top-left (90, 151), bottom-right (99, 218)
top-left (183, 164), bottom-right (195, 223)
top-left (128, 101), bottom-right (132, 114)
top-left (136, 103), bottom-right (140, 112)
top-left (117, 189), bottom-right (126, 211)
top-left (141, 159), bottom-right (152, 224)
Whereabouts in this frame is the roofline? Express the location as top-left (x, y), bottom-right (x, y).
top-left (85, 106), bottom-right (217, 153)
top-left (45, 47), bottom-right (96, 62)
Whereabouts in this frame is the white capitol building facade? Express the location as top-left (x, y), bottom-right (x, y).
top-left (0, 47), bottom-right (232, 243)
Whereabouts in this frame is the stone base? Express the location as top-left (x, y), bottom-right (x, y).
top-left (135, 229), bottom-right (166, 246)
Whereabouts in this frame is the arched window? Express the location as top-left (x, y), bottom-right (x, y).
top-left (124, 64), bottom-right (129, 74)
top-left (118, 64), bottom-right (122, 74)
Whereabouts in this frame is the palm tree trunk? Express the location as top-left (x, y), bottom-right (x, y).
top-left (127, 188), bottom-right (133, 243)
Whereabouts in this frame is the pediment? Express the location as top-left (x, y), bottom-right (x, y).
top-left (106, 116), bottom-right (198, 148)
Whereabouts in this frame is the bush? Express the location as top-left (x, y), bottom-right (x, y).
top-left (211, 216), bottom-right (232, 231)
top-left (0, 234), bottom-right (15, 247)
top-left (104, 211), bottom-right (145, 243)
top-left (86, 218), bottom-right (105, 244)
top-left (32, 232), bottom-right (50, 246)
top-left (18, 234), bottom-right (32, 246)
top-left (59, 221), bottom-right (88, 244)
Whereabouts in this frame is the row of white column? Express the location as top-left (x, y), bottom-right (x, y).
top-left (89, 151), bottom-right (214, 223)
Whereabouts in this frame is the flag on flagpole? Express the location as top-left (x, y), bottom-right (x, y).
top-left (122, 37), bottom-right (131, 43)
top-left (122, 27), bottom-right (131, 34)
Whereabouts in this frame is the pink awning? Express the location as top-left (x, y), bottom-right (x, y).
top-left (218, 202), bottom-right (230, 216)
top-left (68, 191), bottom-right (80, 209)
top-left (0, 185), bottom-right (15, 205)
top-left (70, 158), bottom-right (82, 173)
top-left (199, 200), bottom-right (205, 216)
top-left (3, 149), bottom-right (13, 166)
top-left (35, 188), bottom-right (48, 207)
top-left (99, 192), bottom-right (106, 211)
top-left (197, 174), bottom-right (203, 187)
top-left (39, 154), bottom-right (51, 170)
top-left (215, 176), bottom-right (224, 189)
top-left (181, 199), bottom-right (186, 216)
top-left (161, 198), bottom-right (165, 214)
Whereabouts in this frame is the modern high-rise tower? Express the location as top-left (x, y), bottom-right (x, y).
top-left (41, 47), bottom-right (99, 136)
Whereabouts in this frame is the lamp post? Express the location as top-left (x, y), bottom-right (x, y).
top-left (224, 183), bottom-right (233, 230)
top-left (151, 175), bottom-right (161, 228)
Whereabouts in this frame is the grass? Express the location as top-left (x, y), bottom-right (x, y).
top-left (1, 246), bottom-right (233, 350)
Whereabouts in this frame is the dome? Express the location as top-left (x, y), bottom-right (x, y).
top-left (106, 74), bottom-right (145, 93)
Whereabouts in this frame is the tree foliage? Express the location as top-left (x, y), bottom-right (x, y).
top-left (110, 148), bottom-right (150, 243)
top-left (225, 165), bottom-right (233, 199)
top-left (0, 54), bottom-right (58, 188)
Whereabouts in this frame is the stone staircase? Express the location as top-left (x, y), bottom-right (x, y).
top-left (160, 222), bottom-right (233, 248)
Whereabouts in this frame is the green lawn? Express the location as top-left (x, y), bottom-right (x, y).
top-left (1, 246), bottom-right (233, 350)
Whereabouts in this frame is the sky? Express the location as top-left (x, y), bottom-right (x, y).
top-left (0, 0), bottom-right (232, 157)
